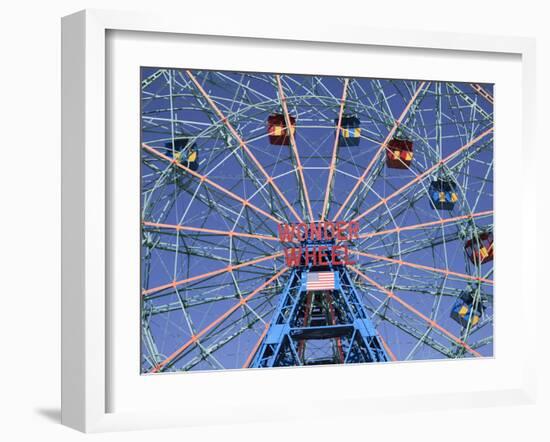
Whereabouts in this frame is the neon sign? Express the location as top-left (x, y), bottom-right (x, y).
top-left (277, 221), bottom-right (359, 267)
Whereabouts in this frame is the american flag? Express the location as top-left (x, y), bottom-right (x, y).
top-left (306, 271), bottom-right (335, 291)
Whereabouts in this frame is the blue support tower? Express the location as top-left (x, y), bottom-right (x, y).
top-left (250, 241), bottom-right (389, 367)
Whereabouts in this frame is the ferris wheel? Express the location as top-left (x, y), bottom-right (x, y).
top-left (140, 68), bottom-right (494, 373)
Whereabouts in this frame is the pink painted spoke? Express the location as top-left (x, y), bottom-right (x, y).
top-left (349, 266), bottom-right (482, 358)
top-left (143, 221), bottom-right (278, 242)
top-left (352, 127), bottom-right (494, 223)
top-left (352, 250), bottom-right (493, 285)
top-left (359, 210), bottom-right (494, 239)
top-left (186, 70), bottom-right (303, 223)
top-left (142, 252), bottom-right (284, 297)
top-left (333, 81), bottom-right (428, 221)
top-left (142, 143), bottom-right (281, 224)
top-left (149, 267), bottom-right (289, 373)
top-left (275, 74), bottom-right (314, 221)
top-left (322, 78), bottom-right (349, 221)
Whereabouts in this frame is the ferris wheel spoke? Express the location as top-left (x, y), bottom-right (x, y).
top-left (186, 292), bottom-right (277, 356)
top-left (147, 285), bottom-right (280, 316)
top-left (146, 240), bottom-right (232, 266)
top-left (148, 267), bottom-right (289, 373)
top-left (447, 83), bottom-right (493, 123)
top-left (359, 210), bottom-right (493, 240)
top-left (142, 143), bottom-right (284, 224)
top-left (183, 315), bottom-right (272, 371)
top-left (349, 266), bottom-right (481, 357)
top-left (148, 273), bottom-right (283, 313)
top-left (142, 252), bottom-right (284, 297)
top-left (150, 232), bottom-right (278, 262)
top-left (377, 334), bottom-right (397, 361)
top-left (447, 139), bottom-right (492, 175)
top-left (336, 161), bottom-right (386, 223)
top-left (144, 233), bottom-right (278, 272)
top-left (275, 74), bottom-right (314, 221)
top-left (356, 199), bottom-right (473, 255)
top-left (351, 127), bottom-right (493, 224)
top-left (349, 85), bottom-right (492, 239)
top-left (172, 78), bottom-right (296, 226)
top-left (356, 173), bottom-right (434, 246)
top-left (362, 232), bottom-right (462, 264)
top-left (357, 279), bottom-right (472, 301)
top-left (148, 173), bottom-right (281, 246)
top-left (469, 334), bottom-right (493, 351)
top-left (322, 78), bottom-right (349, 221)
top-left (470, 83), bottom-right (494, 105)
top-left (354, 195), bottom-right (440, 254)
top-left (142, 221), bottom-right (278, 242)
top-left (353, 250), bottom-right (493, 285)
top-left (353, 155), bottom-right (492, 250)
top-left (356, 277), bottom-right (464, 358)
top-left (185, 70), bottom-right (303, 223)
top-left (242, 323), bottom-right (271, 368)
top-left (333, 81), bottom-right (428, 221)
top-left (367, 308), bottom-right (455, 358)
top-left (163, 291), bottom-right (278, 371)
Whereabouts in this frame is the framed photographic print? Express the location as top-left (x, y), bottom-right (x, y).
top-left (61, 9), bottom-right (537, 433)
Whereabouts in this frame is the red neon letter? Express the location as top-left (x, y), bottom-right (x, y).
top-left (309, 222), bottom-right (322, 241)
top-left (278, 223), bottom-right (295, 242)
top-left (304, 247), bottom-right (317, 266)
top-left (343, 246), bottom-right (356, 265)
top-left (284, 247), bottom-right (301, 267)
top-left (296, 223), bottom-right (308, 242)
top-left (331, 245), bottom-right (344, 265)
top-left (318, 246), bottom-right (329, 266)
top-left (349, 221), bottom-right (359, 240)
top-left (335, 221), bottom-right (347, 241)
top-left (323, 221), bottom-right (334, 240)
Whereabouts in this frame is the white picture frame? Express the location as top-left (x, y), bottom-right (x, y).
top-left (61, 9), bottom-right (538, 433)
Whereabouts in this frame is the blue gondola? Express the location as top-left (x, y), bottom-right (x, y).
top-left (166, 138), bottom-right (199, 171)
top-left (429, 179), bottom-right (458, 210)
top-left (450, 290), bottom-right (483, 328)
top-left (335, 116), bottom-right (361, 147)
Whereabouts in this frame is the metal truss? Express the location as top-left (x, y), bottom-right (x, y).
top-left (250, 263), bottom-right (389, 368)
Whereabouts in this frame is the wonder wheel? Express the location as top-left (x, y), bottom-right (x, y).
top-left (141, 68), bottom-right (493, 372)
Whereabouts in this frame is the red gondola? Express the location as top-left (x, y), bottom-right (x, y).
top-left (386, 138), bottom-right (414, 169)
top-left (465, 232), bottom-right (494, 265)
top-left (267, 114), bottom-right (296, 145)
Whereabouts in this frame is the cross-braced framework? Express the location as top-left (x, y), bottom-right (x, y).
top-left (140, 68), bottom-right (494, 373)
